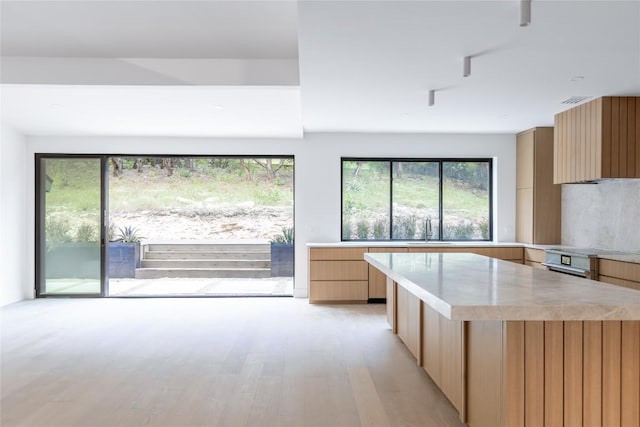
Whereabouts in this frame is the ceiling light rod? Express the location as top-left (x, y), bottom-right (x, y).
top-left (520, 0), bottom-right (531, 27)
top-left (428, 90), bottom-right (435, 107)
top-left (463, 56), bottom-right (471, 77)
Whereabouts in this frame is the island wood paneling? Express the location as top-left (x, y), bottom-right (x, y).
top-left (499, 320), bottom-right (640, 427)
top-left (583, 321), bottom-right (603, 426)
top-left (440, 316), bottom-right (463, 412)
top-left (555, 96), bottom-right (640, 183)
top-left (466, 321), bottom-right (503, 427)
top-left (396, 285), bottom-right (421, 360)
top-left (603, 321), bottom-right (622, 426)
top-left (524, 322), bottom-right (544, 427)
top-left (503, 321), bottom-right (525, 427)
top-left (544, 321), bottom-right (564, 427)
top-left (422, 303), bottom-right (442, 386)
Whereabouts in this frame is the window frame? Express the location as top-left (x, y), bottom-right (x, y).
top-left (340, 157), bottom-right (493, 242)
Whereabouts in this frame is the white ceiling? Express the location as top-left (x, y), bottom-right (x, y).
top-left (1, 0), bottom-right (639, 137)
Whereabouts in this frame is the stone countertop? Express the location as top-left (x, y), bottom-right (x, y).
top-left (307, 241), bottom-right (524, 248)
top-left (307, 242), bottom-right (640, 263)
top-left (365, 252), bottom-right (640, 321)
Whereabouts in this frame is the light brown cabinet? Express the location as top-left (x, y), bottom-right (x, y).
top-left (554, 96), bottom-right (640, 184)
top-left (308, 247), bottom-right (368, 303)
top-left (598, 258), bottom-right (640, 291)
top-left (524, 247), bottom-right (545, 269)
top-left (309, 245), bottom-right (525, 303)
top-left (516, 127), bottom-right (561, 244)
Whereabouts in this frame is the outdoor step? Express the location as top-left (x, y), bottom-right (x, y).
top-left (146, 244), bottom-right (271, 252)
top-left (143, 251), bottom-right (270, 260)
top-left (141, 259), bottom-right (270, 268)
top-left (134, 268), bottom-right (271, 279)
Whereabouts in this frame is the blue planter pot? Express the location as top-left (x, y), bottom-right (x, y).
top-left (271, 243), bottom-right (294, 277)
top-left (108, 242), bottom-right (141, 278)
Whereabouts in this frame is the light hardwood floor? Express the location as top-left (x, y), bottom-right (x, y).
top-left (1, 298), bottom-right (464, 427)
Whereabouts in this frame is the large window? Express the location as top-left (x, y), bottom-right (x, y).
top-left (342, 159), bottom-right (492, 241)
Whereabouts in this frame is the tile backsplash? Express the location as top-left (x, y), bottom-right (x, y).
top-left (562, 179), bottom-right (640, 252)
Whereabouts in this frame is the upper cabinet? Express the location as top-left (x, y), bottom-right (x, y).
top-left (554, 96), bottom-right (640, 183)
top-left (516, 127), bottom-right (561, 244)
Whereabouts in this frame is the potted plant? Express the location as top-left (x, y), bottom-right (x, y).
top-left (270, 226), bottom-right (294, 277)
top-left (108, 225), bottom-right (142, 278)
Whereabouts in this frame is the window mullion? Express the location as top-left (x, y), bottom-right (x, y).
top-left (438, 161), bottom-right (443, 240)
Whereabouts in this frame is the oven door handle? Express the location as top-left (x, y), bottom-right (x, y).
top-left (542, 263), bottom-right (590, 278)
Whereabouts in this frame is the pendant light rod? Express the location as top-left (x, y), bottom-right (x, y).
top-left (428, 90), bottom-right (435, 107)
top-left (520, 0), bottom-right (531, 26)
top-left (463, 56), bottom-right (471, 77)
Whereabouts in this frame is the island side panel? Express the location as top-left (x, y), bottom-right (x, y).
top-left (385, 276), bottom-right (396, 331)
top-left (466, 320), bottom-right (504, 427)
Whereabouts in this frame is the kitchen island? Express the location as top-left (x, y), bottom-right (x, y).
top-left (365, 252), bottom-right (640, 427)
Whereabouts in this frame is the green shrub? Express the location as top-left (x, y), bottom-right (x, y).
top-left (356, 220), bottom-right (370, 239)
top-left (46, 216), bottom-right (72, 246)
top-left (445, 222), bottom-right (475, 240)
top-left (342, 219), bottom-right (353, 240)
top-left (373, 218), bottom-right (387, 239)
top-left (271, 226), bottom-right (294, 244)
top-left (254, 189), bottom-right (281, 205)
top-left (478, 218), bottom-right (490, 239)
top-left (393, 215), bottom-right (417, 239)
top-left (115, 225), bottom-right (142, 243)
top-left (75, 223), bottom-right (98, 242)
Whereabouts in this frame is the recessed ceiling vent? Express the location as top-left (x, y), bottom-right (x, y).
top-left (561, 96), bottom-right (593, 105)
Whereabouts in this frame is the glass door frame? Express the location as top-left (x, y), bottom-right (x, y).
top-left (35, 154), bottom-right (110, 297)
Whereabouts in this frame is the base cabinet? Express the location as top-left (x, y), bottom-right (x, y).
top-left (308, 248), bottom-right (368, 303)
top-left (389, 279), bottom-right (640, 427)
top-left (598, 259), bottom-right (640, 291)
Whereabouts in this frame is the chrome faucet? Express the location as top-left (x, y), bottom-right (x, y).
top-left (425, 217), bottom-right (433, 242)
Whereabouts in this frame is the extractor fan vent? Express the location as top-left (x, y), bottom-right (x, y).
top-left (561, 96), bottom-right (593, 105)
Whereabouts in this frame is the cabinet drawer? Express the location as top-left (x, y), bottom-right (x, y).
top-left (309, 247), bottom-right (367, 261)
top-left (477, 247), bottom-right (523, 261)
top-left (310, 260), bottom-right (368, 281)
top-left (598, 275), bottom-right (640, 291)
top-left (524, 248), bottom-right (545, 263)
top-left (599, 259), bottom-right (640, 282)
top-left (309, 280), bottom-right (368, 303)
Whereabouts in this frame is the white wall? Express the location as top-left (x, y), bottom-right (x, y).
top-left (1, 123), bottom-right (29, 306)
top-left (27, 132), bottom-right (516, 298)
top-left (562, 180), bottom-right (640, 252)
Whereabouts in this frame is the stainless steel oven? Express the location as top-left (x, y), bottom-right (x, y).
top-left (542, 249), bottom-right (598, 279)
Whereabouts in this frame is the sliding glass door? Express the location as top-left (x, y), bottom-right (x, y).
top-left (36, 156), bottom-right (106, 296)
